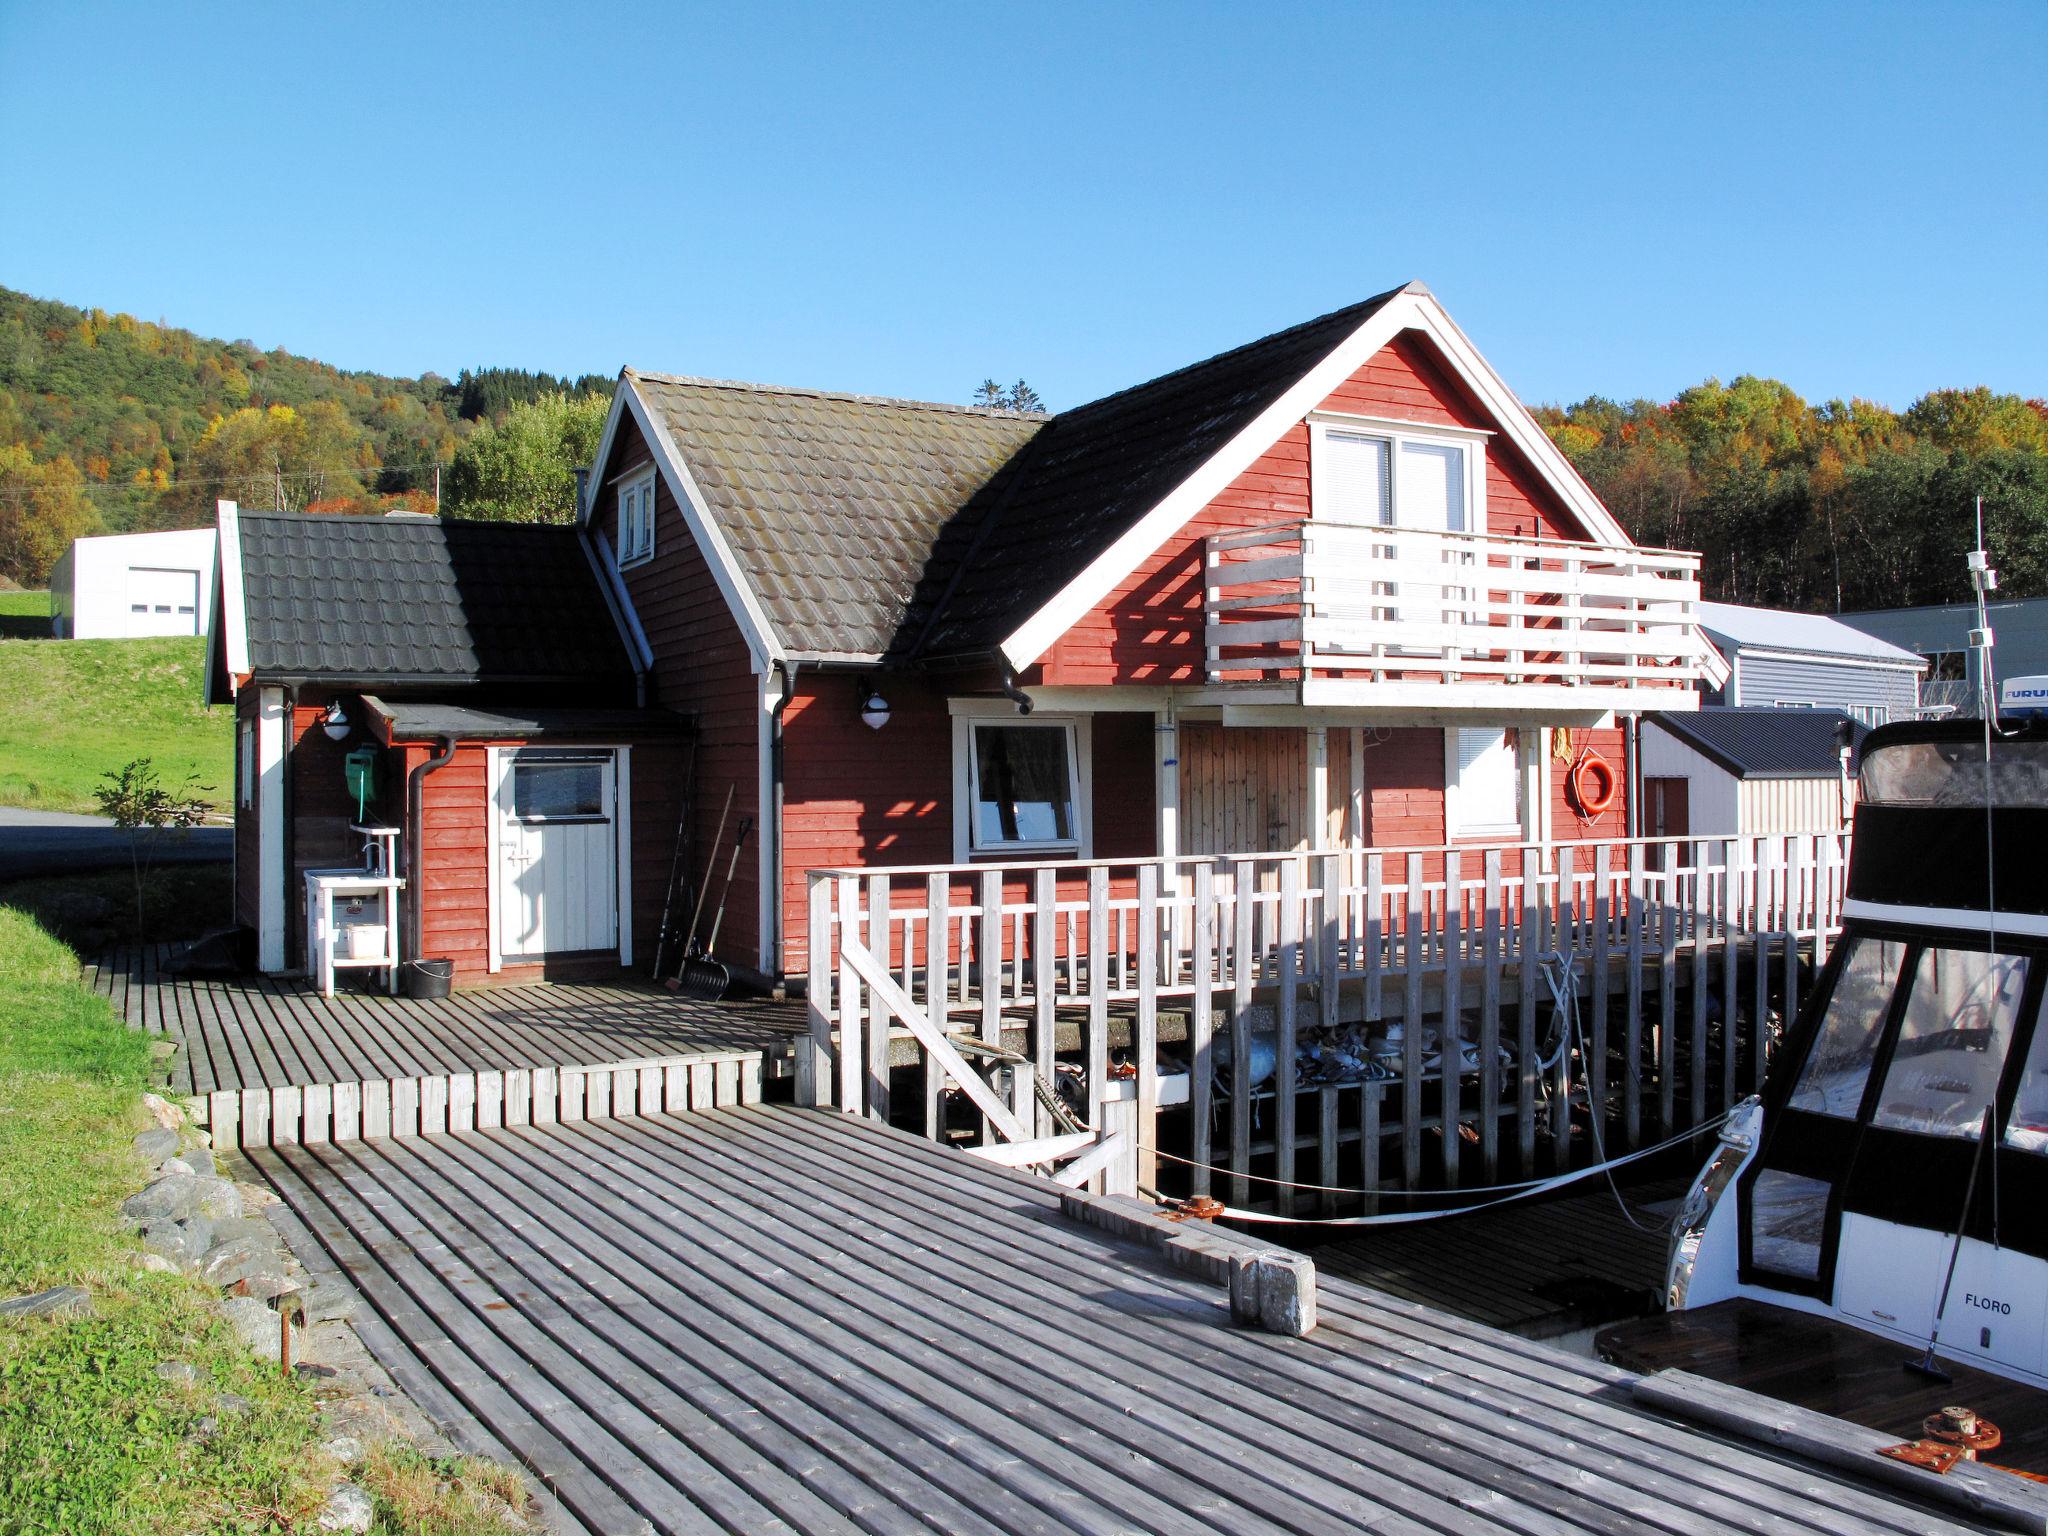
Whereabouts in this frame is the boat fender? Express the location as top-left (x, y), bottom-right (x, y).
top-left (1569, 751), bottom-right (1618, 816)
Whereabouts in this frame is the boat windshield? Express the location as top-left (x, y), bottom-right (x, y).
top-left (1861, 737), bottom-right (2048, 807)
top-left (1871, 948), bottom-right (2027, 1138)
top-left (2007, 998), bottom-right (2048, 1154)
top-left (1788, 939), bottom-right (1907, 1118)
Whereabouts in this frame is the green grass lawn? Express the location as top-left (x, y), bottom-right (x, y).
top-left (0, 635), bottom-right (231, 815)
top-left (0, 591), bottom-right (50, 640)
top-left (0, 903), bottom-right (530, 1534)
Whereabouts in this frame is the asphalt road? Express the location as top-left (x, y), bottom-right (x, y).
top-left (0, 807), bottom-right (232, 881)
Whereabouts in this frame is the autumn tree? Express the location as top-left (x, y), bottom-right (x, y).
top-left (0, 444), bottom-right (97, 585)
top-left (442, 392), bottom-right (610, 524)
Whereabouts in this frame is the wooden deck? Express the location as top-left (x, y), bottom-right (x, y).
top-left (249, 1103), bottom-right (2004, 1536)
top-left (1601, 1298), bottom-right (2048, 1477)
top-left (1307, 1176), bottom-right (1685, 1338)
top-left (90, 945), bottom-right (801, 1146)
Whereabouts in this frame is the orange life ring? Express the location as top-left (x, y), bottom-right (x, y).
top-left (1569, 751), bottom-right (1618, 817)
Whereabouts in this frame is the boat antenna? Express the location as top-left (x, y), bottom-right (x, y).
top-left (1906, 1104), bottom-right (1997, 1382)
top-left (1969, 497), bottom-right (2000, 956)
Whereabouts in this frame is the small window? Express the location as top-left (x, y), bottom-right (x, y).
top-left (1874, 948), bottom-right (2026, 1138)
top-left (512, 759), bottom-right (606, 821)
top-left (1448, 727), bottom-right (1520, 837)
top-left (970, 723), bottom-right (1077, 851)
top-left (1788, 938), bottom-right (1908, 1117)
top-left (616, 470), bottom-right (656, 566)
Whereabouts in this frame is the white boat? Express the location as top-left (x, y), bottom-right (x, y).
top-left (1669, 716), bottom-right (2048, 1388)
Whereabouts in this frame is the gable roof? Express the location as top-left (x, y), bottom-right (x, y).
top-left (1649, 706), bottom-right (1865, 779)
top-left (1696, 601), bottom-right (1926, 668)
top-left (604, 283), bottom-right (1634, 669)
top-left (627, 374), bottom-right (1041, 659)
top-left (220, 507), bottom-right (634, 686)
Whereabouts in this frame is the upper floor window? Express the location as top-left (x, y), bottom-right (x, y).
top-left (1308, 415), bottom-right (1487, 533)
top-left (617, 469), bottom-right (656, 567)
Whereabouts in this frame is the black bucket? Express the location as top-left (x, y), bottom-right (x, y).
top-left (402, 958), bottom-right (454, 999)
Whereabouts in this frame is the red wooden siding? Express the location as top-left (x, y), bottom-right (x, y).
top-left (1360, 728), bottom-right (1449, 849)
top-left (233, 688), bottom-right (259, 932)
top-left (288, 688), bottom-right (398, 966)
top-left (592, 408), bottom-right (763, 969)
top-left (1089, 712), bottom-right (1157, 860)
top-left (1553, 724), bottom-right (1630, 841)
top-left (1038, 330), bottom-right (1600, 687)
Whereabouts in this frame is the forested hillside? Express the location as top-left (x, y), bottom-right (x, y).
top-left (1, 282), bottom-right (2041, 613)
top-left (0, 285), bottom-right (610, 582)
top-left (1537, 380), bottom-right (2048, 612)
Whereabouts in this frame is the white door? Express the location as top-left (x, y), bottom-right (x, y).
top-left (1315, 431), bottom-right (1471, 647)
top-left (495, 750), bottom-right (619, 959)
top-left (125, 567), bottom-right (201, 636)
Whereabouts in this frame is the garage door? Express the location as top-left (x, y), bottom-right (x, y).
top-left (125, 567), bottom-right (200, 636)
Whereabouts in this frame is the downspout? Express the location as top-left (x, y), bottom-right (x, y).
top-left (768, 660), bottom-right (797, 990)
top-left (406, 735), bottom-right (459, 959)
top-left (997, 660), bottom-right (1034, 716)
top-left (1624, 714), bottom-right (1642, 838)
top-left (282, 686), bottom-right (297, 965)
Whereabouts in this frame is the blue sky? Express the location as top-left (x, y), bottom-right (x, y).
top-left (1, 2), bottom-right (2042, 413)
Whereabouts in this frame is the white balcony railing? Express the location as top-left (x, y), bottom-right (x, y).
top-left (1203, 520), bottom-right (1706, 703)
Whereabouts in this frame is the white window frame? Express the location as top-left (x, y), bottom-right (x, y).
top-left (1306, 413), bottom-right (1489, 530)
top-left (616, 468), bottom-right (656, 568)
top-left (1444, 726), bottom-right (1523, 839)
top-left (950, 704), bottom-right (1093, 862)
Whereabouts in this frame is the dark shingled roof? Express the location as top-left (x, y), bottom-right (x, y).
top-left (1650, 706), bottom-right (1867, 779)
top-left (234, 512), bottom-right (632, 685)
top-left (627, 286), bottom-right (1406, 662)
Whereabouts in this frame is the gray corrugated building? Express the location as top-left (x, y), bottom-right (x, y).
top-left (1696, 601), bottom-right (1925, 725)
top-left (1838, 596), bottom-right (2048, 716)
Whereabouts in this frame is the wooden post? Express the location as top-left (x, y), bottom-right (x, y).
top-left (1552, 845), bottom-right (1575, 1166)
top-left (1033, 867), bottom-right (1056, 1136)
top-left (926, 872), bottom-right (949, 1140)
top-left (1721, 837), bottom-right (1741, 1115)
top-left (801, 876), bottom-right (832, 1108)
top-left (867, 873), bottom-right (892, 1124)
top-left (1136, 863), bottom-right (1160, 1192)
top-left (1516, 850), bottom-right (1538, 1173)
top-left (1365, 853), bottom-right (1384, 1023)
top-left (1275, 859), bottom-right (1301, 1217)
top-left (1319, 851), bottom-right (1341, 1033)
top-left (1624, 841), bottom-right (1646, 1149)
top-left (1189, 862), bottom-right (1216, 1199)
top-left (980, 869), bottom-right (1005, 1138)
top-left (836, 875), bottom-right (863, 1117)
top-left (1086, 867), bottom-right (1110, 1184)
top-left (1590, 842), bottom-right (1612, 1144)
top-left (1658, 843), bottom-right (1679, 1136)
top-left (1231, 862), bottom-right (1255, 1207)
top-left (1403, 852), bottom-right (1425, 1191)
top-left (1690, 839), bottom-right (1710, 1129)
top-left (1440, 850), bottom-right (1463, 1187)
top-left (1480, 849), bottom-right (1504, 1183)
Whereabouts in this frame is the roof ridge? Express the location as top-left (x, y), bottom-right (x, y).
top-left (626, 368), bottom-right (1049, 421)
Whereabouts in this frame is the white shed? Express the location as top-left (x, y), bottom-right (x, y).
top-left (49, 527), bottom-right (218, 638)
top-left (1640, 707), bottom-right (1862, 839)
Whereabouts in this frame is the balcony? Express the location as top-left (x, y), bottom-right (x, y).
top-left (1203, 520), bottom-right (1706, 712)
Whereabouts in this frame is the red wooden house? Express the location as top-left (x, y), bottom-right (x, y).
top-left (211, 282), bottom-right (1706, 989)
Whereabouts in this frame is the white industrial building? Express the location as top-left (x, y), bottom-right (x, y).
top-left (49, 527), bottom-right (217, 638)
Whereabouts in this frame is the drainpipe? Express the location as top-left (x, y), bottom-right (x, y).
top-left (406, 735), bottom-right (459, 959)
top-left (769, 660), bottom-right (797, 990)
top-left (998, 660), bottom-right (1034, 716)
top-left (1624, 714), bottom-right (1642, 838)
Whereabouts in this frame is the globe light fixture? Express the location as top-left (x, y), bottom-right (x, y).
top-left (860, 687), bottom-right (890, 731)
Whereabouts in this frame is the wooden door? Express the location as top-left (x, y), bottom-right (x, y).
top-left (1177, 725), bottom-right (1309, 857)
top-left (1645, 776), bottom-right (1689, 839)
top-left (496, 749), bottom-right (618, 958)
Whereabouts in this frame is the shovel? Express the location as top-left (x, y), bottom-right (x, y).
top-left (676, 814), bottom-right (753, 1001)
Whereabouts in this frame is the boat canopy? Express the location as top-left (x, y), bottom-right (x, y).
top-left (1860, 717), bottom-right (2048, 808)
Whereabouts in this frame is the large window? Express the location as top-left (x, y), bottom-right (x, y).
top-left (1788, 938), bottom-right (1907, 1118)
top-left (1873, 948), bottom-right (2027, 1138)
top-left (969, 723), bottom-right (1078, 852)
top-left (1446, 727), bottom-right (1520, 838)
top-left (1311, 420), bottom-right (1477, 532)
top-left (616, 470), bottom-right (656, 566)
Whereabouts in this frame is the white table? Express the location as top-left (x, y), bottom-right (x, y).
top-left (304, 868), bottom-right (405, 997)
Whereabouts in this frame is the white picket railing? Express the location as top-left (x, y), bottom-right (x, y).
top-left (1204, 521), bottom-right (1706, 702)
top-left (798, 831), bottom-right (1849, 1212)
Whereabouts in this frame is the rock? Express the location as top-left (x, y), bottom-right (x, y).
top-left (134, 1252), bottom-right (178, 1275)
top-left (235, 1180), bottom-right (278, 1212)
top-left (321, 1434), bottom-right (364, 1465)
top-left (170, 1149), bottom-right (216, 1178)
top-left (140, 1219), bottom-right (212, 1268)
top-left (139, 1093), bottom-right (186, 1132)
top-left (155, 1359), bottom-right (199, 1387)
top-left (216, 1392), bottom-right (251, 1417)
top-left (220, 1296), bottom-right (281, 1362)
top-left (204, 1216), bottom-right (277, 1248)
top-left (317, 1482), bottom-right (374, 1533)
top-left (200, 1235), bottom-right (290, 1291)
top-left (0, 1285), bottom-right (91, 1319)
top-left (294, 1362), bottom-right (338, 1379)
top-left (133, 1127), bottom-right (180, 1163)
top-left (300, 1277), bottom-right (361, 1324)
top-left (148, 1039), bottom-right (179, 1061)
top-left (122, 1174), bottom-right (239, 1226)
